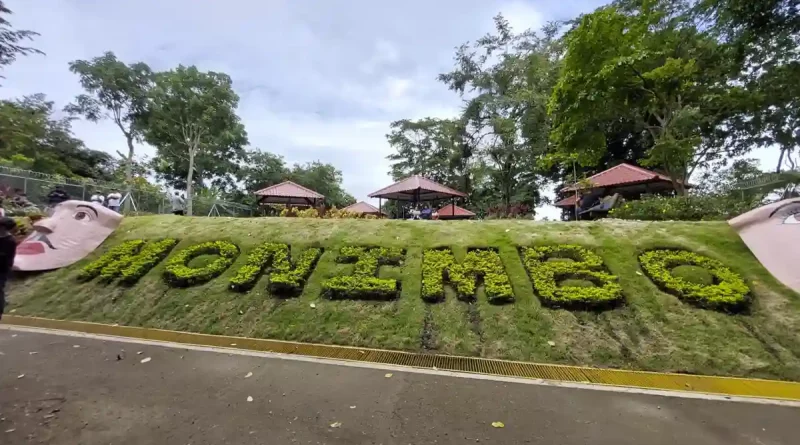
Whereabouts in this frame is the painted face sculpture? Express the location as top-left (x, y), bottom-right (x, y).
top-left (729, 197), bottom-right (800, 293)
top-left (14, 200), bottom-right (123, 271)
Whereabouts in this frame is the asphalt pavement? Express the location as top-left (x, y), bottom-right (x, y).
top-left (1, 327), bottom-right (798, 445)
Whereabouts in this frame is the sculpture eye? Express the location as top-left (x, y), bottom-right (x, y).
top-left (74, 211), bottom-right (91, 221)
top-left (783, 212), bottom-right (800, 225)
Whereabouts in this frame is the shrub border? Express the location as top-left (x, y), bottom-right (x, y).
top-left (77, 239), bottom-right (178, 286)
top-left (638, 248), bottom-right (751, 312)
top-left (520, 245), bottom-right (624, 310)
top-left (163, 240), bottom-right (240, 288)
top-left (322, 246), bottom-right (404, 301)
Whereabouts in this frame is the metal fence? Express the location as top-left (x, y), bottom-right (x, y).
top-left (0, 166), bottom-right (254, 217)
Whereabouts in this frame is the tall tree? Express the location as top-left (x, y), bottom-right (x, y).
top-left (548, 3), bottom-right (745, 194)
top-left (65, 52), bottom-right (153, 210)
top-left (0, 94), bottom-right (114, 179)
top-left (142, 65), bottom-right (248, 215)
top-left (288, 161), bottom-right (355, 208)
top-left (238, 149), bottom-right (289, 193)
top-left (699, 0), bottom-right (800, 172)
top-left (0, 1), bottom-right (42, 75)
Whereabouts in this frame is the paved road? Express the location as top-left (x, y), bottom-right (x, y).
top-left (1, 328), bottom-right (798, 445)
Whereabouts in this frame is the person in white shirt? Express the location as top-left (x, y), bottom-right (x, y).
top-left (170, 192), bottom-right (185, 216)
top-left (106, 189), bottom-right (123, 213)
top-left (90, 193), bottom-right (105, 206)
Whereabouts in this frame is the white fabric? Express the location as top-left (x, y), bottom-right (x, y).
top-left (90, 194), bottom-right (104, 204)
top-left (106, 192), bottom-right (122, 207)
top-left (170, 194), bottom-right (185, 211)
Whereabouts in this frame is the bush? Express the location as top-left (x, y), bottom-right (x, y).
top-left (422, 248), bottom-right (514, 304)
top-left (421, 249), bottom-right (454, 302)
top-left (639, 249), bottom-right (750, 311)
top-left (229, 242), bottom-right (322, 296)
top-left (521, 245), bottom-right (623, 309)
top-left (322, 246), bottom-right (404, 300)
top-left (608, 194), bottom-right (757, 221)
top-left (163, 241), bottom-right (240, 288)
top-left (77, 239), bottom-right (178, 285)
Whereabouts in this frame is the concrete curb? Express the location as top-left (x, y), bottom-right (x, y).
top-left (3, 314), bottom-right (799, 401)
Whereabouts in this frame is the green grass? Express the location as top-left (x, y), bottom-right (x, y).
top-left (671, 264), bottom-right (715, 286)
top-left (8, 216), bottom-right (800, 381)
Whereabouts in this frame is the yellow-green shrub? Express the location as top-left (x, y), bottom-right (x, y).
top-left (639, 249), bottom-right (750, 311)
top-left (163, 241), bottom-right (240, 288)
top-left (322, 246), bottom-right (404, 300)
top-left (521, 245), bottom-right (623, 309)
top-left (78, 239), bottom-right (178, 285)
top-left (422, 248), bottom-right (515, 304)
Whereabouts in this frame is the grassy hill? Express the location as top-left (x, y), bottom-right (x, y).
top-left (8, 216), bottom-right (800, 381)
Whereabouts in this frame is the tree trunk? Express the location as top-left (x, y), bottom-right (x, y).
top-left (123, 134), bottom-right (135, 213)
top-left (186, 148), bottom-right (195, 216)
top-left (776, 147), bottom-right (786, 173)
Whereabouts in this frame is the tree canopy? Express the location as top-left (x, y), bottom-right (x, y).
top-left (141, 65), bottom-right (248, 215)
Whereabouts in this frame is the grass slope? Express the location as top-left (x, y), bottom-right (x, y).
top-left (8, 216), bottom-right (800, 381)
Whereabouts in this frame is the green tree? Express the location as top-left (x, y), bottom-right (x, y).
top-left (0, 1), bottom-right (42, 75)
top-left (0, 94), bottom-right (114, 179)
top-left (437, 15), bottom-right (563, 210)
top-left (549, 3), bottom-right (744, 195)
top-left (288, 161), bottom-right (355, 208)
top-left (239, 149), bottom-right (289, 193)
top-left (142, 65), bottom-right (248, 215)
top-left (699, 0), bottom-right (800, 172)
top-left (65, 52), bottom-right (153, 210)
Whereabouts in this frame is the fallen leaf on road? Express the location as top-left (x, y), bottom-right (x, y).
top-left (309, 303), bottom-right (316, 308)
top-left (247, 396), bottom-right (253, 402)
top-left (11, 334), bottom-right (17, 337)
top-left (140, 357), bottom-right (151, 364)
top-left (73, 345), bottom-right (80, 348)
top-left (385, 373), bottom-right (393, 378)
top-left (17, 374), bottom-right (24, 379)
top-left (28, 351), bottom-right (37, 355)
top-left (330, 422), bottom-right (342, 428)
top-left (547, 341), bottom-right (556, 347)
top-left (491, 421), bottom-right (505, 428)
top-left (350, 406), bottom-right (356, 409)
top-left (245, 372), bottom-right (253, 378)
top-left (136, 351), bottom-right (143, 355)
top-left (5, 428), bottom-right (15, 433)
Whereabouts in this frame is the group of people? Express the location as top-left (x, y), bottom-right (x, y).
top-left (408, 205), bottom-right (439, 220)
top-left (86, 188), bottom-right (124, 213)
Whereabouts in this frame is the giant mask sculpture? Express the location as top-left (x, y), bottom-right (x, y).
top-left (14, 200), bottom-right (123, 271)
top-left (729, 197), bottom-right (800, 293)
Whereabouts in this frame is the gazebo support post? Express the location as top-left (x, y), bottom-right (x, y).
top-left (378, 197), bottom-right (382, 219)
top-left (451, 197), bottom-right (455, 217)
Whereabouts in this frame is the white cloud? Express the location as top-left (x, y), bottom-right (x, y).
top-left (10, 0), bottom-right (764, 222)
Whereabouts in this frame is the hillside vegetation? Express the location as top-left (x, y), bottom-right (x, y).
top-left (8, 216), bottom-right (800, 381)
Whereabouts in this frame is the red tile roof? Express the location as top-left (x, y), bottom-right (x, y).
top-left (254, 181), bottom-right (324, 199)
top-left (342, 201), bottom-right (384, 215)
top-left (369, 175), bottom-right (466, 201)
top-left (437, 204), bottom-right (475, 218)
top-left (553, 195), bottom-right (578, 207)
top-left (561, 163), bottom-right (674, 192)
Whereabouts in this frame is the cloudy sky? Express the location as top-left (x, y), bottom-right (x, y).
top-left (1, 0), bottom-right (780, 219)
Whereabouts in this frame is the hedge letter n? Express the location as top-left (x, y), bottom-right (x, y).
top-left (77, 239), bottom-right (179, 285)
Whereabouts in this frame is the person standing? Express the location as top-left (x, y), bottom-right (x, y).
top-left (0, 217), bottom-right (17, 321)
top-left (46, 185), bottom-right (70, 206)
top-left (90, 192), bottom-right (105, 206)
top-left (171, 192), bottom-right (185, 216)
top-left (106, 189), bottom-right (123, 213)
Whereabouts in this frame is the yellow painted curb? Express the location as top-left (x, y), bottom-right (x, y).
top-left (4, 315), bottom-right (800, 401)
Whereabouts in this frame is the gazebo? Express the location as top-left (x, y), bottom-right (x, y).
top-left (554, 163), bottom-right (687, 219)
top-left (437, 204), bottom-right (475, 220)
top-left (254, 181), bottom-right (324, 207)
top-left (368, 175), bottom-right (466, 218)
top-left (342, 201), bottom-right (386, 217)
